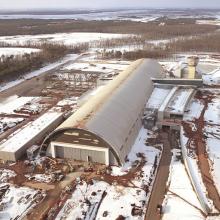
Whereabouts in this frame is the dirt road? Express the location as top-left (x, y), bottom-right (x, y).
top-left (0, 54), bottom-right (82, 99)
top-left (145, 131), bottom-right (172, 220)
top-left (24, 172), bottom-right (82, 220)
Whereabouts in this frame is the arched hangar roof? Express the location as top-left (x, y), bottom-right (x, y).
top-left (48, 59), bottom-right (163, 164)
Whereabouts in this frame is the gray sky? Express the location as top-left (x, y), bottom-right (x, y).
top-left (0, 0), bottom-right (219, 10)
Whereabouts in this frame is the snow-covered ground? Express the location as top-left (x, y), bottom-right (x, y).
top-left (0, 169), bottom-right (16, 183)
top-left (25, 173), bottom-right (53, 183)
top-left (0, 169), bottom-right (45, 220)
top-left (93, 44), bottom-right (144, 53)
top-left (0, 183), bottom-right (45, 220)
top-left (203, 68), bottom-right (220, 85)
top-left (57, 97), bottom-right (78, 107)
top-left (0, 117), bottom-right (24, 134)
top-left (196, 20), bottom-right (220, 26)
top-left (0, 47), bottom-right (40, 57)
top-left (0, 32), bottom-right (127, 46)
top-left (0, 95), bottom-right (46, 116)
top-left (160, 61), bottom-right (184, 76)
top-left (161, 53), bottom-right (220, 79)
top-left (63, 60), bottom-right (130, 74)
top-left (0, 53), bottom-right (79, 92)
top-left (183, 99), bottom-right (204, 121)
top-left (0, 9), bottom-right (159, 21)
top-left (0, 9), bottom-right (219, 22)
top-left (180, 88), bottom-right (220, 213)
top-left (56, 127), bottom-right (162, 219)
top-left (203, 90), bottom-right (220, 195)
top-left (0, 96), bottom-right (35, 114)
top-left (162, 149), bottom-right (205, 220)
top-left (180, 129), bottom-right (213, 212)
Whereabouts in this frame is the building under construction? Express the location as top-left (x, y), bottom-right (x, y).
top-left (43, 59), bottom-right (163, 165)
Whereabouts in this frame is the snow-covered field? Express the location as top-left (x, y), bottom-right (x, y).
top-left (93, 44), bottom-right (144, 53)
top-left (197, 20), bottom-right (220, 26)
top-left (0, 9), bottom-right (219, 22)
top-left (0, 47), bottom-right (40, 57)
top-left (0, 32), bottom-right (127, 46)
top-left (56, 128), bottom-right (162, 219)
top-left (0, 9), bottom-right (159, 21)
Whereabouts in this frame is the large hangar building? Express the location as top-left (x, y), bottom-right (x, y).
top-left (44, 59), bottom-right (163, 165)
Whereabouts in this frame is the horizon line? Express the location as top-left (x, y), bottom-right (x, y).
top-left (0, 7), bottom-right (220, 12)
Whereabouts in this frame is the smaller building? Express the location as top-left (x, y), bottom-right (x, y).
top-left (187, 56), bottom-right (199, 79)
top-left (142, 109), bottom-right (157, 130)
top-left (0, 110), bottom-right (63, 161)
top-left (173, 56), bottom-right (201, 79)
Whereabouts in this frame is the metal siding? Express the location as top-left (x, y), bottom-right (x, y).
top-left (55, 145), bottom-right (105, 164)
top-left (51, 59), bottom-right (162, 164)
top-left (80, 149), bottom-right (106, 164)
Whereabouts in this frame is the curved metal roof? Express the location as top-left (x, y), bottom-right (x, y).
top-left (51, 59), bottom-right (163, 164)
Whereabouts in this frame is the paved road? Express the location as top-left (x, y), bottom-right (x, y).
top-left (145, 131), bottom-right (172, 220)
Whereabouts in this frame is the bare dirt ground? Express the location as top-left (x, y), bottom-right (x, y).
top-left (145, 130), bottom-right (172, 220)
top-left (25, 172), bottom-right (82, 220)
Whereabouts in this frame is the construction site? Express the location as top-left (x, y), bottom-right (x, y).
top-left (0, 40), bottom-right (220, 220)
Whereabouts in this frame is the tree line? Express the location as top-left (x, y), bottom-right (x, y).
top-left (0, 43), bottom-right (69, 83)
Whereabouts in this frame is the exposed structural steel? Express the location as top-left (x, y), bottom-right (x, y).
top-left (45, 59), bottom-right (163, 165)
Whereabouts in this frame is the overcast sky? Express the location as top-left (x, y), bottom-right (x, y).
top-left (0, 0), bottom-right (219, 10)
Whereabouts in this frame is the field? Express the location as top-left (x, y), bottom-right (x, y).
top-left (0, 18), bottom-right (218, 38)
